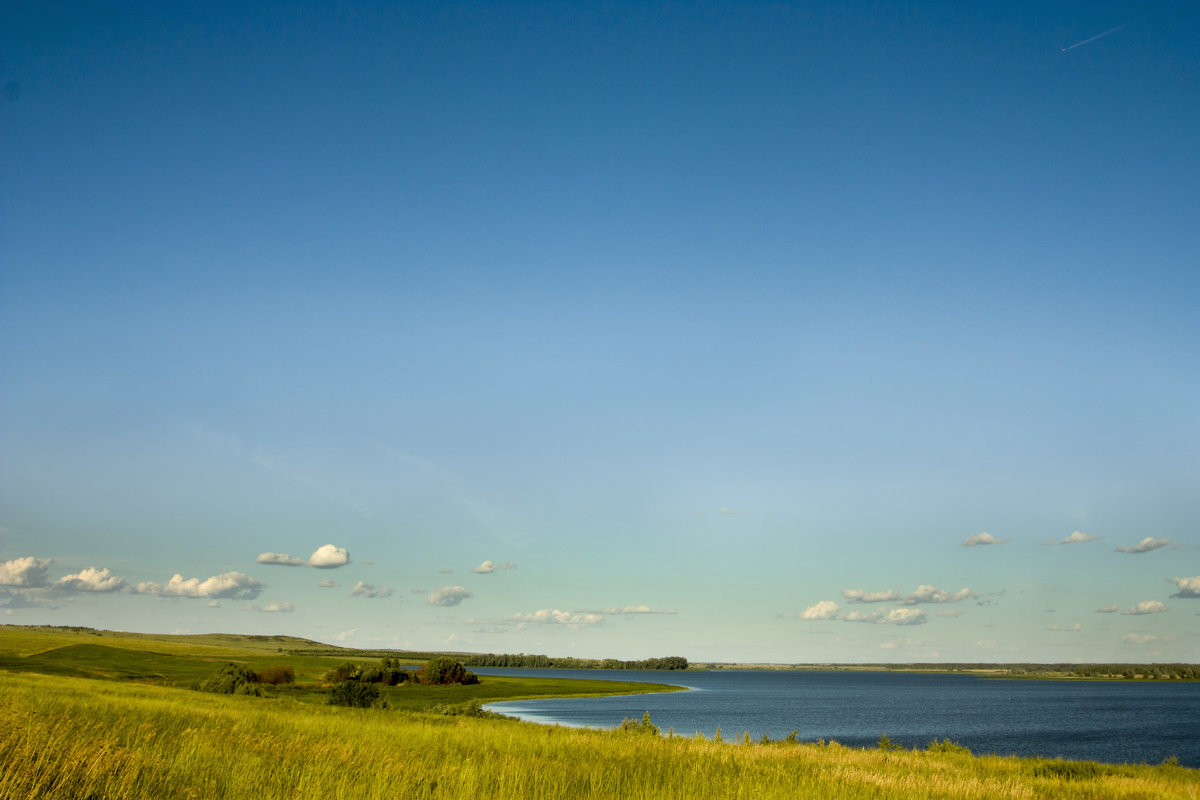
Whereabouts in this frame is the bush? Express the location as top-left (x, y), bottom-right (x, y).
top-left (619, 712), bottom-right (660, 736)
top-left (426, 700), bottom-right (498, 718)
top-left (328, 680), bottom-right (383, 708)
top-left (926, 739), bottom-right (971, 754)
top-left (197, 663), bottom-right (260, 695)
top-left (418, 657), bottom-right (478, 685)
top-left (258, 665), bottom-right (295, 685)
top-left (321, 662), bottom-right (361, 684)
top-left (877, 733), bottom-right (902, 751)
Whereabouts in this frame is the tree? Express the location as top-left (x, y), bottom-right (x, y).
top-left (419, 657), bottom-right (478, 685)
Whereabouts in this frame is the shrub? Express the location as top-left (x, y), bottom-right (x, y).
top-left (321, 662), bottom-right (361, 684)
top-left (926, 739), bottom-right (971, 755)
top-left (197, 663), bottom-right (260, 695)
top-left (619, 712), bottom-right (660, 736)
top-left (419, 657), bottom-right (478, 685)
top-left (877, 733), bottom-right (902, 751)
top-left (328, 680), bottom-right (382, 708)
top-left (426, 700), bottom-right (498, 718)
top-left (258, 665), bottom-right (295, 685)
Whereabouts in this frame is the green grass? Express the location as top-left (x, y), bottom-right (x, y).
top-left (1, 626), bottom-right (1196, 799)
top-left (2, 671), bottom-right (1195, 800)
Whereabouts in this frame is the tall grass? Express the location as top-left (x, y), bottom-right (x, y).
top-left (2, 671), bottom-right (1195, 800)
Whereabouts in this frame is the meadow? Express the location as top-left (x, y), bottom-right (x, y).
top-left (2, 626), bottom-right (1197, 800)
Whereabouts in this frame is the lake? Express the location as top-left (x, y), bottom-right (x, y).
top-left (476, 668), bottom-right (1200, 767)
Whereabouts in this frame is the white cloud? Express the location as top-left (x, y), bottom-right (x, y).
top-left (1168, 576), bottom-right (1200, 599)
top-left (335, 628), bottom-right (357, 642)
top-left (472, 560), bottom-right (516, 574)
top-left (1122, 634), bottom-right (1160, 645)
top-left (317, 579), bottom-right (337, 588)
top-left (256, 552), bottom-right (306, 567)
top-left (506, 609), bottom-right (604, 626)
top-left (1095, 605), bottom-right (1120, 613)
top-left (307, 544), bottom-right (351, 569)
top-left (962, 532), bottom-right (1007, 547)
top-left (427, 586), bottom-right (472, 607)
top-left (594, 605), bottom-right (677, 615)
top-left (1059, 530), bottom-right (1097, 544)
top-left (1048, 623), bottom-right (1083, 631)
top-left (0, 557), bottom-right (52, 587)
top-left (349, 581), bottom-right (393, 599)
top-left (247, 602), bottom-right (295, 613)
top-left (1115, 537), bottom-right (1171, 554)
top-left (1121, 600), bottom-right (1168, 615)
top-left (882, 608), bottom-right (927, 625)
top-left (976, 640), bottom-right (997, 650)
top-left (843, 585), bottom-right (975, 605)
top-left (842, 589), bottom-right (901, 603)
top-left (137, 572), bottom-right (263, 600)
top-left (800, 600), bottom-right (841, 620)
top-left (55, 567), bottom-right (127, 593)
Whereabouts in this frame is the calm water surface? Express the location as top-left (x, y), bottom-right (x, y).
top-left (477, 668), bottom-right (1200, 767)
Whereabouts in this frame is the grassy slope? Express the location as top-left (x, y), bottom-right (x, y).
top-left (1, 627), bottom-right (1196, 799)
top-left (2, 671), bottom-right (1196, 800)
top-left (0, 626), bottom-right (681, 711)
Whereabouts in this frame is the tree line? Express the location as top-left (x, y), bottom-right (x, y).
top-left (461, 653), bottom-right (688, 670)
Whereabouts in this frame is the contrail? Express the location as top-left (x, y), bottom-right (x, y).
top-left (1061, 14), bottom-right (1150, 51)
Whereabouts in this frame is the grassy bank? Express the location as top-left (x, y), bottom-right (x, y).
top-left (2, 670), bottom-right (1196, 800)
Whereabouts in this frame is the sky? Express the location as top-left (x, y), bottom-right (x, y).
top-left (1, 0), bottom-right (1197, 663)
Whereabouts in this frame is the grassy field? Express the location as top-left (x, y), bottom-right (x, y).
top-left (1, 626), bottom-right (1197, 799)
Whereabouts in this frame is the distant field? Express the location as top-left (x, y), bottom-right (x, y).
top-left (1, 627), bottom-right (1196, 800)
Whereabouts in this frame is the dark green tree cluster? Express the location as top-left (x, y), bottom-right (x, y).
top-left (196, 662), bottom-right (261, 696)
top-left (418, 657), bottom-right (479, 685)
top-left (328, 680), bottom-right (385, 708)
top-left (462, 653), bottom-right (688, 670)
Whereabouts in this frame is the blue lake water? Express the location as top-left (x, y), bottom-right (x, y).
top-left (476, 668), bottom-right (1200, 767)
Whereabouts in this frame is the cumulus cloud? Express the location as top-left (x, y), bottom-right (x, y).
top-left (1122, 634), bottom-right (1160, 645)
top-left (799, 601), bottom-right (927, 625)
top-left (1121, 600), bottom-right (1168, 615)
top-left (962, 532), bottom-right (1007, 547)
top-left (507, 609), bottom-right (604, 626)
top-left (1059, 531), bottom-right (1097, 545)
top-left (844, 608), bottom-right (928, 625)
top-left (55, 567), bottom-right (127, 593)
top-left (247, 602), bottom-right (294, 613)
top-left (0, 557), bottom-right (52, 587)
top-left (307, 544), bottom-right (351, 569)
top-left (256, 552), bottom-right (305, 567)
top-left (472, 560), bottom-right (516, 574)
top-left (1048, 623), bottom-right (1083, 631)
top-left (136, 572), bottom-right (263, 600)
top-left (842, 589), bottom-right (901, 603)
top-left (1095, 605), bottom-right (1120, 613)
top-left (1168, 576), bottom-right (1200, 599)
top-left (349, 581), bottom-right (393, 599)
top-left (843, 585), bottom-right (974, 605)
top-left (427, 586), bottom-right (472, 607)
top-left (257, 545), bottom-right (351, 569)
top-left (1115, 537), bottom-right (1171, 554)
top-left (800, 600), bottom-right (842, 620)
top-left (317, 579), bottom-right (337, 588)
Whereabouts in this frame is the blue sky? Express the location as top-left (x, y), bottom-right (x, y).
top-left (2, 0), bottom-right (1197, 663)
